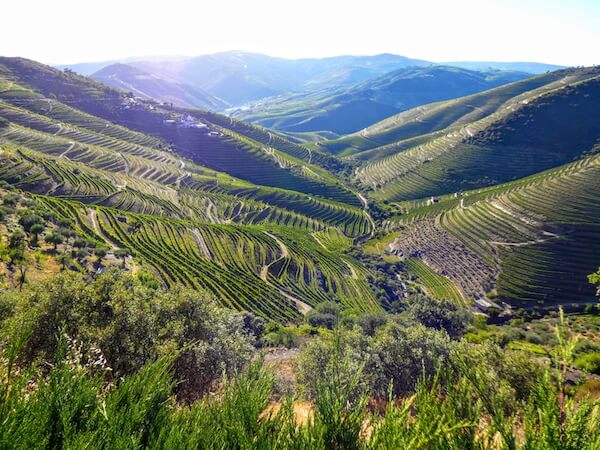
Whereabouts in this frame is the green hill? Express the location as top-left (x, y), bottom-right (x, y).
top-left (320, 67), bottom-right (599, 155)
top-left (350, 68), bottom-right (600, 202)
top-left (234, 66), bottom-right (530, 135)
top-left (0, 57), bottom-right (359, 207)
top-left (1, 55), bottom-right (598, 317)
top-left (377, 153), bottom-right (600, 309)
top-left (0, 57), bottom-right (379, 322)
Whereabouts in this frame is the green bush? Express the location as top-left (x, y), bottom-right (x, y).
top-left (406, 295), bottom-right (473, 339)
top-left (2, 270), bottom-right (256, 400)
top-left (574, 352), bottom-right (600, 375)
top-left (370, 323), bottom-right (453, 397)
top-left (306, 301), bottom-right (343, 329)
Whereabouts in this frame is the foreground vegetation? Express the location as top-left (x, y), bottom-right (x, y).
top-left (0, 271), bottom-right (599, 449)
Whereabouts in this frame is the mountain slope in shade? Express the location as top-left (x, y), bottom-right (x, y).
top-left (318, 67), bottom-right (595, 156)
top-left (92, 63), bottom-right (229, 110)
top-left (234, 66), bottom-right (531, 134)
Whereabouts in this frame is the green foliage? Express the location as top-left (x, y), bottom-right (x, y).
top-left (406, 295), bottom-right (473, 339)
top-left (306, 301), bottom-right (342, 329)
top-left (2, 271), bottom-right (256, 398)
top-left (298, 327), bottom-right (372, 400)
top-left (369, 323), bottom-right (453, 397)
top-left (0, 303), bottom-right (599, 448)
top-left (589, 267), bottom-right (600, 297)
top-left (19, 212), bottom-right (44, 232)
top-left (574, 352), bottom-right (600, 375)
top-left (298, 323), bottom-right (454, 399)
top-left (44, 231), bottom-right (64, 249)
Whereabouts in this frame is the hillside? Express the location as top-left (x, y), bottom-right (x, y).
top-left (350, 68), bottom-right (600, 203)
top-left (92, 63), bottom-right (229, 110)
top-left (373, 152), bottom-right (600, 310)
top-left (319, 67), bottom-right (599, 155)
top-left (232, 66), bottom-right (530, 135)
top-left (0, 57), bottom-right (380, 322)
top-left (1, 55), bottom-right (599, 318)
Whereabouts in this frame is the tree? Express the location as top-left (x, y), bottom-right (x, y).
top-left (19, 213), bottom-right (44, 233)
top-left (406, 295), bottom-right (473, 339)
top-left (45, 232), bottom-right (64, 251)
top-left (588, 268), bottom-right (600, 297)
top-left (7, 230), bottom-right (28, 290)
top-left (29, 223), bottom-right (45, 245)
top-left (8, 230), bottom-right (26, 249)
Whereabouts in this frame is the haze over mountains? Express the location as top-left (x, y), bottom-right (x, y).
top-left (55, 51), bottom-right (565, 137)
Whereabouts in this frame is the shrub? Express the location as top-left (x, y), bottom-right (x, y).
top-left (3, 194), bottom-right (19, 206)
top-left (370, 323), bottom-right (453, 397)
top-left (355, 312), bottom-right (388, 336)
top-left (406, 295), bottom-right (473, 339)
top-left (262, 328), bottom-right (297, 348)
top-left (306, 302), bottom-right (343, 329)
top-left (297, 327), bottom-right (371, 400)
top-left (2, 270), bottom-right (256, 400)
top-left (574, 352), bottom-right (600, 375)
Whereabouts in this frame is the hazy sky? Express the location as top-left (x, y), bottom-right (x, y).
top-left (2, 0), bottom-right (599, 65)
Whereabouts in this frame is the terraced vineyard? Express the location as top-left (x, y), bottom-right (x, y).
top-left (403, 258), bottom-right (465, 304)
top-left (0, 57), bottom-right (360, 208)
top-left (354, 71), bottom-right (600, 202)
top-left (387, 154), bottom-right (600, 308)
top-left (0, 57), bottom-right (382, 322)
top-left (1, 55), bottom-right (598, 320)
top-left (26, 196), bottom-right (380, 321)
top-left (320, 67), bottom-right (600, 155)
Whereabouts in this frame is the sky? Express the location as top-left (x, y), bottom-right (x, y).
top-left (2, 0), bottom-right (599, 66)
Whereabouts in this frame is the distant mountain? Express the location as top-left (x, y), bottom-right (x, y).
top-left (56, 52), bottom-right (562, 110)
top-left (445, 61), bottom-right (565, 74)
top-left (130, 51), bottom-right (431, 105)
top-left (57, 55), bottom-right (188, 76)
top-left (92, 63), bottom-right (229, 110)
top-left (235, 66), bottom-right (531, 134)
top-left (58, 60), bottom-right (121, 76)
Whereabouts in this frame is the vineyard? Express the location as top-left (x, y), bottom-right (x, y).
top-left (355, 72), bottom-right (600, 202)
top-left (1, 56), bottom-right (599, 319)
top-left (0, 60), bottom-right (381, 322)
top-left (386, 153), bottom-right (600, 308)
top-left (320, 66), bottom-right (600, 155)
top-left (28, 196), bottom-right (380, 321)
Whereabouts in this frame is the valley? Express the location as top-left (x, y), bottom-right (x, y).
top-left (1, 56), bottom-right (599, 320)
top-left (2, 0), bottom-right (600, 442)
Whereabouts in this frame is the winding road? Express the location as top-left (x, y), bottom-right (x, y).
top-left (259, 231), bottom-right (312, 314)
